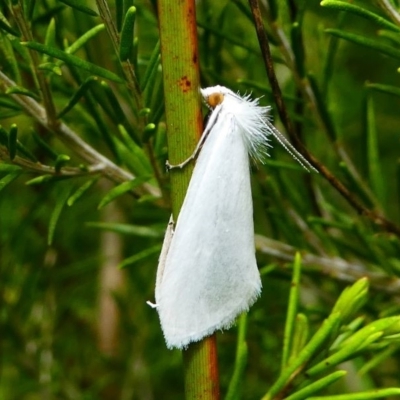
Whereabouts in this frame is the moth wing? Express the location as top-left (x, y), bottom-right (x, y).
top-left (156, 112), bottom-right (261, 349)
top-left (154, 215), bottom-right (174, 296)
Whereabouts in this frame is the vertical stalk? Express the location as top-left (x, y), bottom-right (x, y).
top-left (11, 3), bottom-right (57, 127)
top-left (95, 0), bottom-right (142, 109)
top-left (184, 336), bottom-right (220, 399)
top-left (157, 0), bottom-right (220, 398)
top-left (157, 0), bottom-right (202, 214)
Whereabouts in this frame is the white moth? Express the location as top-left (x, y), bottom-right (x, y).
top-left (152, 85), bottom-right (315, 349)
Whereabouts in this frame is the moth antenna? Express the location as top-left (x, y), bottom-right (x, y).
top-left (266, 121), bottom-right (317, 173)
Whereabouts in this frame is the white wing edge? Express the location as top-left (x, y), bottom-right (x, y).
top-left (165, 285), bottom-right (261, 350)
top-left (147, 215), bottom-right (174, 309)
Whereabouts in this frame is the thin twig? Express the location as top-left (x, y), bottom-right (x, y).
top-left (377, 0), bottom-right (400, 25)
top-left (11, 3), bottom-right (58, 128)
top-left (248, 0), bottom-right (298, 145)
top-left (0, 147), bottom-right (105, 176)
top-left (255, 234), bottom-right (400, 295)
top-left (0, 70), bottom-right (160, 198)
top-left (95, 0), bottom-right (142, 110)
top-left (244, 0), bottom-right (382, 212)
top-left (248, 0), bottom-right (400, 237)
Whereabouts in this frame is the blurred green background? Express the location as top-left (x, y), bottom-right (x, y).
top-left (1, 0), bottom-right (400, 399)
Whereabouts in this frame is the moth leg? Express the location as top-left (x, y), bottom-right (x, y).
top-left (166, 135), bottom-right (206, 170)
top-left (166, 104), bottom-right (222, 170)
top-left (166, 154), bottom-right (196, 170)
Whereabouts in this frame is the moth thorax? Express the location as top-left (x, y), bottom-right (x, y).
top-left (206, 92), bottom-right (225, 108)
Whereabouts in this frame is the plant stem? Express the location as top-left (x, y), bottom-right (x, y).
top-left (255, 234), bottom-right (400, 294)
top-left (157, 0), bottom-right (220, 398)
top-left (11, 2), bottom-right (57, 128)
top-left (0, 147), bottom-right (103, 176)
top-left (95, 0), bottom-right (142, 110)
top-left (183, 337), bottom-right (220, 400)
top-left (377, 0), bottom-right (400, 25)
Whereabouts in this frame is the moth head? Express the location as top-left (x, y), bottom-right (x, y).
top-left (205, 92), bottom-right (224, 109)
top-left (201, 86), bottom-right (235, 109)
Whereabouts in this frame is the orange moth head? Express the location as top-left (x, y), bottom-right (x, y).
top-left (205, 92), bottom-right (225, 109)
top-left (201, 86), bottom-right (234, 109)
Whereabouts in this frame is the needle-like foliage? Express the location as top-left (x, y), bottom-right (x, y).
top-left (1, 1), bottom-right (400, 399)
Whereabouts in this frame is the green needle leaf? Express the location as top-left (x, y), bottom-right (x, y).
top-left (58, 0), bottom-right (98, 16)
top-left (225, 313), bottom-right (249, 400)
top-left (8, 124), bottom-right (18, 160)
top-left (0, 172), bottom-right (20, 191)
top-left (86, 222), bottom-right (164, 237)
top-left (306, 331), bottom-right (383, 376)
top-left (98, 176), bottom-right (151, 209)
top-left (67, 178), bottom-right (98, 206)
top-left (366, 82), bottom-right (400, 98)
top-left (118, 124), bottom-right (152, 174)
top-left (25, 175), bottom-right (60, 185)
top-left (288, 314), bottom-right (309, 364)
top-left (22, 41), bottom-right (124, 83)
top-left (0, 163), bottom-right (22, 173)
top-left (119, 6), bottom-right (136, 61)
top-left (325, 29), bottom-right (400, 60)
top-left (6, 86), bottom-right (40, 100)
top-left (65, 24), bottom-right (105, 55)
top-left (139, 108), bottom-right (151, 117)
top-left (143, 123), bottom-right (157, 143)
top-left (3, 126), bottom-right (38, 161)
top-left (48, 185), bottom-right (72, 246)
top-left (116, 0), bottom-right (124, 31)
top-left (366, 95), bottom-right (385, 205)
top-left (57, 76), bottom-right (98, 118)
top-left (0, 17), bottom-right (20, 37)
top-left (282, 252), bottom-right (302, 370)
top-left (38, 62), bottom-right (63, 75)
top-left (291, 23), bottom-right (305, 78)
top-left (331, 278), bottom-right (369, 323)
top-left (284, 370), bottom-right (347, 400)
top-left (44, 18), bottom-right (56, 60)
top-left (55, 154), bottom-right (71, 173)
top-left (0, 98), bottom-right (20, 111)
top-left (118, 245), bottom-right (161, 269)
top-left (264, 313), bottom-right (342, 400)
top-left (31, 131), bottom-right (58, 160)
top-left (321, 1), bottom-right (400, 32)
top-left (308, 388), bottom-right (400, 399)
top-left (140, 40), bottom-right (161, 92)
